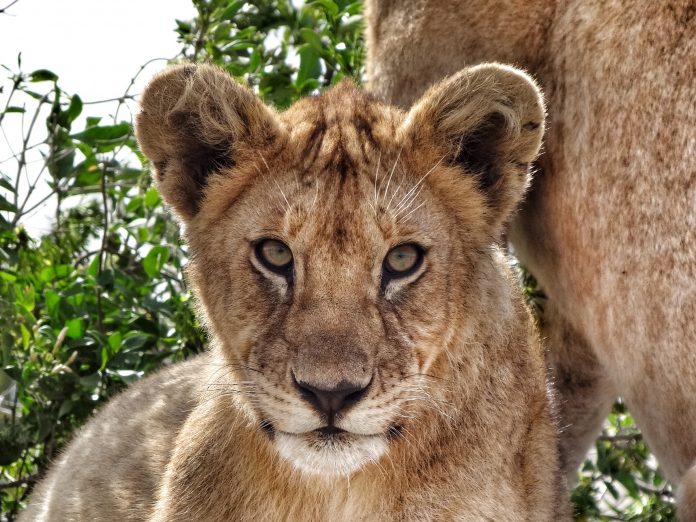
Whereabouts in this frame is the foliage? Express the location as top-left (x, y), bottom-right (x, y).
top-left (0, 55), bottom-right (204, 520)
top-left (572, 401), bottom-right (675, 520)
top-left (0, 1), bottom-right (673, 520)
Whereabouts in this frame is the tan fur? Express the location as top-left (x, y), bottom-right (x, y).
top-left (21, 64), bottom-right (569, 521)
top-left (366, 0), bottom-right (696, 516)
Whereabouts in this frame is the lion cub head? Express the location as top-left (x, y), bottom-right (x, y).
top-left (136, 63), bottom-right (544, 476)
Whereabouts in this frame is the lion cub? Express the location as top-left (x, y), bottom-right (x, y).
top-left (21, 64), bottom-right (569, 521)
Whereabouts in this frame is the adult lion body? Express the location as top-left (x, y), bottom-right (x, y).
top-left (366, 0), bottom-right (696, 514)
top-left (20, 64), bottom-right (570, 520)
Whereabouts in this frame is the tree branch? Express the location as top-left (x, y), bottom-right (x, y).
top-left (0, 0), bottom-right (19, 15)
top-left (0, 75), bottom-right (21, 126)
top-left (0, 474), bottom-right (37, 491)
top-left (597, 432), bottom-right (643, 443)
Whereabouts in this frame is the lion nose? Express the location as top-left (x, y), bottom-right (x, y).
top-left (293, 377), bottom-right (370, 419)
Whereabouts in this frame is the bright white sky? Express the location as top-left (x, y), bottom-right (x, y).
top-left (0, 0), bottom-right (195, 103)
top-left (0, 0), bottom-right (197, 234)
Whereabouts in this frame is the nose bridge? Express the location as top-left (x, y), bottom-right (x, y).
top-left (292, 331), bottom-right (372, 391)
top-left (301, 249), bottom-right (368, 304)
top-left (289, 235), bottom-right (375, 389)
top-left (294, 248), bottom-right (372, 339)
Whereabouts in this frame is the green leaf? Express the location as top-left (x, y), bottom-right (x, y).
top-left (604, 480), bottom-right (619, 500)
top-left (144, 187), bottom-right (160, 209)
top-left (300, 28), bottom-right (324, 51)
top-left (0, 173), bottom-right (14, 192)
top-left (296, 44), bottom-right (321, 86)
top-left (65, 318), bottom-right (85, 339)
top-left (86, 254), bottom-right (100, 278)
top-left (615, 470), bottom-right (640, 497)
top-left (80, 373), bottom-right (100, 390)
top-left (39, 266), bottom-right (56, 282)
top-left (0, 270), bottom-right (16, 282)
top-left (175, 19), bottom-right (193, 33)
top-left (23, 89), bottom-right (46, 100)
top-left (29, 69), bottom-right (58, 82)
top-left (341, 1), bottom-right (363, 16)
top-left (108, 332), bottom-right (122, 351)
top-left (20, 323), bottom-right (31, 349)
top-left (121, 332), bottom-right (153, 352)
top-left (45, 290), bottom-right (60, 317)
top-left (58, 399), bottom-right (73, 418)
top-left (143, 246), bottom-right (170, 277)
top-left (0, 194), bottom-right (17, 212)
top-left (65, 95), bottom-right (83, 125)
top-left (3, 366), bottom-right (21, 381)
top-left (72, 123), bottom-right (131, 145)
top-left (126, 195), bottom-right (143, 213)
top-left (3, 106), bottom-right (25, 114)
top-left (220, 0), bottom-right (246, 20)
top-left (17, 285), bottom-right (36, 312)
top-left (40, 264), bottom-right (71, 282)
top-left (310, 0), bottom-right (339, 17)
top-left (108, 369), bottom-right (144, 383)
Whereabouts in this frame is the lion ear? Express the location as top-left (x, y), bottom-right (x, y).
top-left (135, 64), bottom-right (279, 221)
top-left (403, 63), bottom-right (545, 233)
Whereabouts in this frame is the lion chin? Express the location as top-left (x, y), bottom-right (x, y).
top-left (274, 430), bottom-right (388, 476)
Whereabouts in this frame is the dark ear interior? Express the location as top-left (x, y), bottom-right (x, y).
top-left (404, 63), bottom-right (546, 232)
top-left (136, 64), bottom-right (278, 221)
top-left (454, 112), bottom-right (511, 194)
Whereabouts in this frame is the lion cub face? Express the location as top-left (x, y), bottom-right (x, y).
top-left (136, 64), bottom-right (544, 475)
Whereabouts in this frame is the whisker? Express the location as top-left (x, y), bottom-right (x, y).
top-left (396, 200), bottom-right (426, 224)
top-left (392, 154), bottom-right (446, 215)
top-left (392, 183), bottom-right (425, 218)
top-left (385, 164), bottom-right (409, 216)
top-left (380, 147), bottom-right (402, 207)
top-left (258, 152), bottom-right (291, 213)
top-left (373, 152), bottom-right (382, 212)
top-left (310, 180), bottom-right (320, 212)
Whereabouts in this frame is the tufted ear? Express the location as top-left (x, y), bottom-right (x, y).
top-left (135, 64), bottom-right (279, 221)
top-left (403, 63), bottom-right (545, 233)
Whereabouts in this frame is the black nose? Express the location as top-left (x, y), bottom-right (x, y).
top-left (293, 377), bottom-right (370, 420)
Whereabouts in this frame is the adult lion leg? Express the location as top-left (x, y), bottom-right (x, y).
top-left (619, 351), bottom-right (696, 513)
top-left (542, 301), bottom-right (616, 484)
top-left (677, 463), bottom-right (696, 520)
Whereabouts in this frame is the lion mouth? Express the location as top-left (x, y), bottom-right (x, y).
top-left (262, 420), bottom-right (402, 442)
top-left (314, 426), bottom-right (346, 437)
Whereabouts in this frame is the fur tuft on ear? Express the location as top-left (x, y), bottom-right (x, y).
top-left (135, 64), bottom-right (279, 221)
top-left (403, 63), bottom-right (545, 233)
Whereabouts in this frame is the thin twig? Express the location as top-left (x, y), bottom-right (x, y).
top-left (82, 94), bottom-right (136, 105)
top-left (597, 433), bottom-right (643, 443)
top-left (113, 57), bottom-right (170, 123)
top-left (0, 75), bottom-right (21, 126)
top-left (11, 94), bottom-right (49, 224)
top-left (73, 249), bottom-right (100, 268)
top-left (0, 0), bottom-right (19, 15)
top-left (95, 163), bottom-right (109, 333)
top-left (18, 185), bottom-right (57, 217)
top-left (634, 479), bottom-right (672, 498)
top-left (0, 474), bottom-right (37, 490)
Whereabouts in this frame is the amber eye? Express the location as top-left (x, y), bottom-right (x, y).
top-left (383, 244), bottom-right (424, 280)
top-left (255, 239), bottom-right (293, 275)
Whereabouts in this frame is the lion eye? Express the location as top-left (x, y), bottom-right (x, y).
top-left (383, 244), bottom-right (423, 277)
top-left (255, 239), bottom-right (293, 274)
